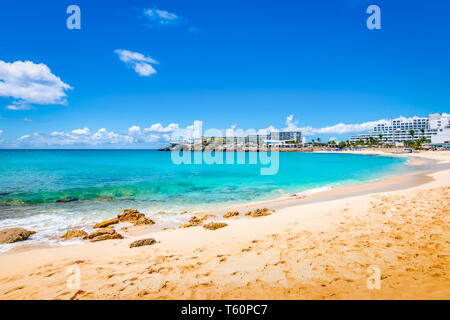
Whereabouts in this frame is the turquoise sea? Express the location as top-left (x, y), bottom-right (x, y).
top-left (0, 150), bottom-right (408, 251)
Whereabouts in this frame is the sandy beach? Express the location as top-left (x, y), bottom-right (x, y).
top-left (0, 150), bottom-right (449, 300)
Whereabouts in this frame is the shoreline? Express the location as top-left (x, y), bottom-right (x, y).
top-left (0, 151), bottom-right (415, 253)
top-left (0, 151), bottom-right (424, 254)
top-left (185, 151), bottom-right (443, 219)
top-left (0, 151), bottom-right (445, 254)
top-left (0, 150), bottom-right (449, 299)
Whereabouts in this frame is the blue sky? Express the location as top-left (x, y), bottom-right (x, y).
top-left (0, 0), bottom-right (449, 148)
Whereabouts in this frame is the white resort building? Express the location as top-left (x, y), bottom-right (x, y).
top-left (226, 131), bottom-right (303, 148)
top-left (350, 113), bottom-right (450, 146)
top-left (181, 131), bottom-right (304, 150)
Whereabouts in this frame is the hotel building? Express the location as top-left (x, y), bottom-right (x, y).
top-left (256, 131), bottom-right (302, 147)
top-left (199, 131), bottom-right (303, 148)
top-left (350, 113), bottom-right (450, 146)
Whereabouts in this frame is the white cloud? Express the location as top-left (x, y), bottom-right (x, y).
top-left (115, 49), bottom-right (158, 76)
top-left (298, 120), bottom-right (386, 136)
top-left (0, 60), bottom-right (72, 108)
top-left (91, 128), bottom-right (135, 144)
top-left (225, 125), bottom-right (237, 137)
top-left (184, 120), bottom-right (203, 139)
top-left (282, 115), bottom-right (422, 136)
top-left (17, 128), bottom-right (134, 146)
top-left (18, 134), bottom-right (31, 141)
top-left (134, 63), bottom-right (156, 76)
top-left (128, 125), bottom-right (141, 134)
top-left (14, 122), bottom-right (197, 147)
top-left (115, 49), bottom-right (158, 65)
top-left (6, 101), bottom-right (32, 110)
top-left (144, 123), bottom-right (179, 133)
top-left (13, 115), bottom-right (426, 148)
top-left (257, 126), bottom-right (277, 135)
top-left (284, 115), bottom-right (299, 131)
top-left (143, 8), bottom-right (180, 26)
top-left (71, 127), bottom-right (90, 135)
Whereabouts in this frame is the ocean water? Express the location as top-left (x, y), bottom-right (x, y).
top-left (0, 150), bottom-right (407, 251)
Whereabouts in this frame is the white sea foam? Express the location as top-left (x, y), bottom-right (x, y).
top-left (0, 204), bottom-right (191, 252)
top-left (298, 185), bottom-right (333, 196)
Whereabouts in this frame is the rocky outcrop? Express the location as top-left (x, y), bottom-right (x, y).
top-left (90, 233), bottom-right (123, 242)
top-left (61, 229), bottom-right (88, 239)
top-left (0, 228), bottom-right (35, 244)
top-left (196, 213), bottom-right (215, 220)
top-left (134, 216), bottom-right (154, 226)
top-left (93, 219), bottom-right (119, 229)
top-left (129, 238), bottom-right (157, 248)
top-left (223, 211), bottom-right (239, 218)
top-left (90, 209), bottom-right (155, 231)
top-left (245, 208), bottom-right (275, 217)
top-left (179, 216), bottom-right (206, 228)
top-left (118, 209), bottom-right (155, 226)
top-left (87, 228), bottom-right (123, 242)
top-left (203, 222), bottom-right (228, 230)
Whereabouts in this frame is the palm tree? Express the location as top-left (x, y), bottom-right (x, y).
top-left (379, 134), bottom-right (383, 147)
top-left (368, 137), bottom-right (377, 147)
top-left (409, 130), bottom-right (415, 140)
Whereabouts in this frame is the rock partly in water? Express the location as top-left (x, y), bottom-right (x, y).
top-left (203, 222), bottom-right (228, 230)
top-left (87, 228), bottom-right (123, 242)
top-left (0, 228), bottom-right (35, 244)
top-left (179, 216), bottom-right (206, 228)
top-left (223, 211), bottom-right (239, 219)
top-left (117, 209), bottom-right (155, 226)
top-left (245, 208), bottom-right (275, 218)
top-left (129, 238), bottom-right (157, 248)
top-left (61, 229), bottom-right (88, 240)
top-left (93, 219), bottom-right (119, 229)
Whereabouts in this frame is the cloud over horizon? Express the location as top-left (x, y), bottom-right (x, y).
top-left (283, 115), bottom-right (423, 136)
top-left (0, 60), bottom-right (72, 110)
top-left (3, 114), bottom-right (427, 148)
top-left (13, 121), bottom-right (201, 147)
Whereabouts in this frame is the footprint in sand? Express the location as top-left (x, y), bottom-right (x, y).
top-left (3, 286), bottom-right (25, 295)
top-left (69, 289), bottom-right (86, 300)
